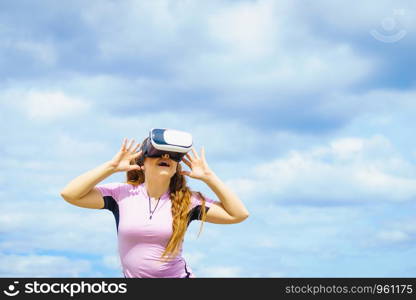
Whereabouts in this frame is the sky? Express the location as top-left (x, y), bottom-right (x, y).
top-left (0, 0), bottom-right (416, 277)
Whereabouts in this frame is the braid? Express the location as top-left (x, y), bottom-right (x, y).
top-left (159, 165), bottom-right (192, 262)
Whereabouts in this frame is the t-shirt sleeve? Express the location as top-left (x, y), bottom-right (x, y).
top-left (95, 182), bottom-right (123, 210)
top-left (190, 192), bottom-right (218, 209)
top-left (188, 192), bottom-right (219, 223)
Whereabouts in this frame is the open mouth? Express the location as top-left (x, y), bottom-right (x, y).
top-left (158, 161), bottom-right (170, 167)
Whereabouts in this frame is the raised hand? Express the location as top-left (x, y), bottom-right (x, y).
top-left (109, 138), bottom-right (143, 172)
top-left (180, 147), bottom-right (214, 181)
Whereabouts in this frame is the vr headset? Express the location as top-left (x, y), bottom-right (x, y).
top-left (138, 128), bottom-right (193, 164)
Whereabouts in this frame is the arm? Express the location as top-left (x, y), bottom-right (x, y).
top-left (60, 138), bottom-right (142, 209)
top-left (60, 161), bottom-right (117, 201)
top-left (181, 147), bottom-right (250, 224)
top-left (203, 173), bottom-right (250, 224)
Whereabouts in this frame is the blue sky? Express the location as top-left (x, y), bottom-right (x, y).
top-left (1, 0), bottom-right (416, 277)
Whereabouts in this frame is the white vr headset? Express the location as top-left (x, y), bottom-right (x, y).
top-left (139, 128), bottom-right (193, 162)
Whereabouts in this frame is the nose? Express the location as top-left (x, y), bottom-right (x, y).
top-left (161, 153), bottom-right (170, 159)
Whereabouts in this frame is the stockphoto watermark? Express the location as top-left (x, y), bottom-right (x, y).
top-left (370, 9), bottom-right (408, 43)
top-left (2, 280), bottom-right (127, 297)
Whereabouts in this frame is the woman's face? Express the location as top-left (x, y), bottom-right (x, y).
top-left (143, 153), bottom-right (179, 179)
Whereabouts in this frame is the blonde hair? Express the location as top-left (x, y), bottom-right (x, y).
top-left (126, 140), bottom-right (208, 262)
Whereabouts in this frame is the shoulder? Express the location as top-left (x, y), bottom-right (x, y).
top-left (96, 182), bottom-right (137, 200)
top-left (96, 182), bottom-right (130, 191)
top-left (189, 191), bottom-right (218, 209)
top-left (187, 191), bottom-right (219, 223)
top-left (97, 182), bottom-right (126, 188)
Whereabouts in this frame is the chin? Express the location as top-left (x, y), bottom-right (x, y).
top-left (158, 170), bottom-right (173, 176)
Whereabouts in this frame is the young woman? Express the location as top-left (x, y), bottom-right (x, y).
top-left (60, 136), bottom-right (249, 278)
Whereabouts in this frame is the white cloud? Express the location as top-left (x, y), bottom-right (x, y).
top-left (198, 1), bottom-right (373, 93)
top-left (322, 89), bottom-right (416, 119)
top-left (0, 254), bottom-right (91, 277)
top-left (376, 230), bottom-right (410, 243)
top-left (250, 204), bottom-right (363, 253)
top-left (82, 0), bottom-right (199, 59)
top-left (182, 251), bottom-right (206, 266)
top-left (0, 34), bottom-right (58, 65)
top-left (24, 91), bottom-right (90, 121)
top-left (329, 138), bottom-right (364, 159)
top-left (208, 0), bottom-right (278, 58)
top-left (199, 266), bottom-right (242, 277)
top-left (78, 0), bottom-right (375, 96)
top-left (228, 135), bottom-right (416, 203)
top-left (268, 271), bottom-right (286, 277)
top-left (302, 0), bottom-right (414, 34)
top-left (1, 89), bottom-right (91, 121)
top-left (363, 218), bottom-right (416, 248)
top-left (102, 254), bottom-right (122, 271)
top-left (54, 135), bottom-right (108, 159)
top-left (14, 40), bottom-right (58, 65)
top-left (255, 236), bottom-right (281, 249)
top-left (0, 200), bottom-right (118, 256)
top-left (182, 16), bottom-right (374, 95)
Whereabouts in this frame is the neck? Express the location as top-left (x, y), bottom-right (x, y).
top-left (144, 177), bottom-right (170, 199)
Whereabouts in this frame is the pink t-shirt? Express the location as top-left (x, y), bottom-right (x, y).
top-left (95, 182), bottom-right (218, 278)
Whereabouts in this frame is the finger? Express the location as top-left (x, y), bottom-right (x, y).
top-left (181, 157), bottom-right (192, 168)
top-left (191, 147), bottom-right (200, 160)
top-left (126, 139), bottom-right (135, 151)
top-left (185, 153), bottom-right (193, 161)
top-left (133, 142), bottom-right (141, 153)
top-left (128, 165), bottom-right (142, 171)
top-left (201, 146), bottom-right (206, 161)
top-left (121, 138), bottom-right (127, 151)
top-left (180, 171), bottom-right (191, 177)
top-left (133, 150), bottom-right (143, 158)
top-left (201, 146), bottom-right (209, 167)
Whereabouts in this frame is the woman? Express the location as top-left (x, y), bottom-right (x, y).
top-left (60, 134), bottom-right (249, 278)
